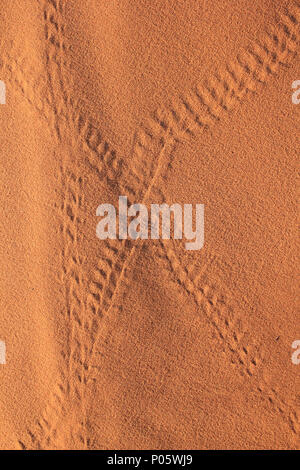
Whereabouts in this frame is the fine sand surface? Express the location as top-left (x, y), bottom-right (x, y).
top-left (0, 0), bottom-right (299, 449)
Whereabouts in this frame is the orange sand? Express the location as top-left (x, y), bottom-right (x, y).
top-left (0, 0), bottom-right (299, 450)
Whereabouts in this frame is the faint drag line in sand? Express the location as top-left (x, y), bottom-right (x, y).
top-left (0, 39), bottom-right (75, 449)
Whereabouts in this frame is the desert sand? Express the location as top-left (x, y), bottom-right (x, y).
top-left (0, 0), bottom-right (299, 450)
